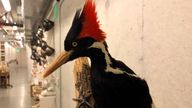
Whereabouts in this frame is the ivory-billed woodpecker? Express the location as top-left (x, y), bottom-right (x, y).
top-left (43, 0), bottom-right (154, 108)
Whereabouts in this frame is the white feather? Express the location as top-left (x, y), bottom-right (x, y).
top-left (90, 42), bottom-right (139, 78)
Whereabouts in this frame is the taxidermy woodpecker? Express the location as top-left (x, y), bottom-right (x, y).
top-left (43, 0), bottom-right (154, 108)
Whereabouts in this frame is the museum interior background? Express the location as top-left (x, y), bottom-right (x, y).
top-left (0, 0), bottom-right (191, 108)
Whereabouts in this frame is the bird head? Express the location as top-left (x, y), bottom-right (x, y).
top-left (43, 0), bottom-right (106, 78)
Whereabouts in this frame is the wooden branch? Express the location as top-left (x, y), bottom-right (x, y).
top-left (73, 57), bottom-right (95, 108)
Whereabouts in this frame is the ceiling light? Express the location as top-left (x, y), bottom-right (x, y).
top-left (10, 17), bottom-right (13, 22)
top-left (2, 15), bottom-right (6, 21)
top-left (1, 0), bottom-right (11, 12)
top-left (13, 26), bottom-right (18, 30)
top-left (6, 19), bottom-right (9, 23)
top-left (15, 32), bottom-right (20, 36)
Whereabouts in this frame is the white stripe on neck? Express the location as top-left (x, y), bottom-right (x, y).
top-left (89, 42), bottom-right (139, 78)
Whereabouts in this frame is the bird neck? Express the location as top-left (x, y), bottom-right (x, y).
top-left (89, 42), bottom-right (111, 69)
top-left (89, 42), bottom-right (124, 74)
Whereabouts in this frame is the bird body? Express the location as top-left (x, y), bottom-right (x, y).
top-left (88, 41), bottom-right (152, 108)
top-left (43, 0), bottom-right (153, 108)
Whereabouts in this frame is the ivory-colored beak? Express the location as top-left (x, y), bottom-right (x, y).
top-left (43, 50), bottom-right (73, 78)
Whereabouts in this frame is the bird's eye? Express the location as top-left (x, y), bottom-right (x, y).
top-left (72, 41), bottom-right (78, 47)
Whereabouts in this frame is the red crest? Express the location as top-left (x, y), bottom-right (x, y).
top-left (79, 0), bottom-right (106, 41)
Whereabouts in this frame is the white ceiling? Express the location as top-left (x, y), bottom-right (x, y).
top-left (0, 0), bottom-right (54, 47)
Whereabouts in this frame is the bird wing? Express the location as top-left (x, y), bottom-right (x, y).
top-left (112, 59), bottom-right (136, 75)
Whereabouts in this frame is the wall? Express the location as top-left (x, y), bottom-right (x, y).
top-left (59, 1), bottom-right (84, 108)
top-left (144, 1), bottom-right (192, 107)
top-left (55, 0), bottom-right (192, 108)
top-left (16, 47), bottom-right (28, 68)
top-left (97, 0), bottom-right (192, 108)
top-left (5, 42), bottom-right (16, 63)
top-left (5, 42), bottom-right (27, 68)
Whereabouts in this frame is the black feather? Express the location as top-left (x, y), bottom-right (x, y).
top-left (87, 45), bottom-right (153, 108)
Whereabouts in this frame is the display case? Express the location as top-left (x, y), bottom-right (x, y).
top-left (30, 14), bottom-right (56, 107)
